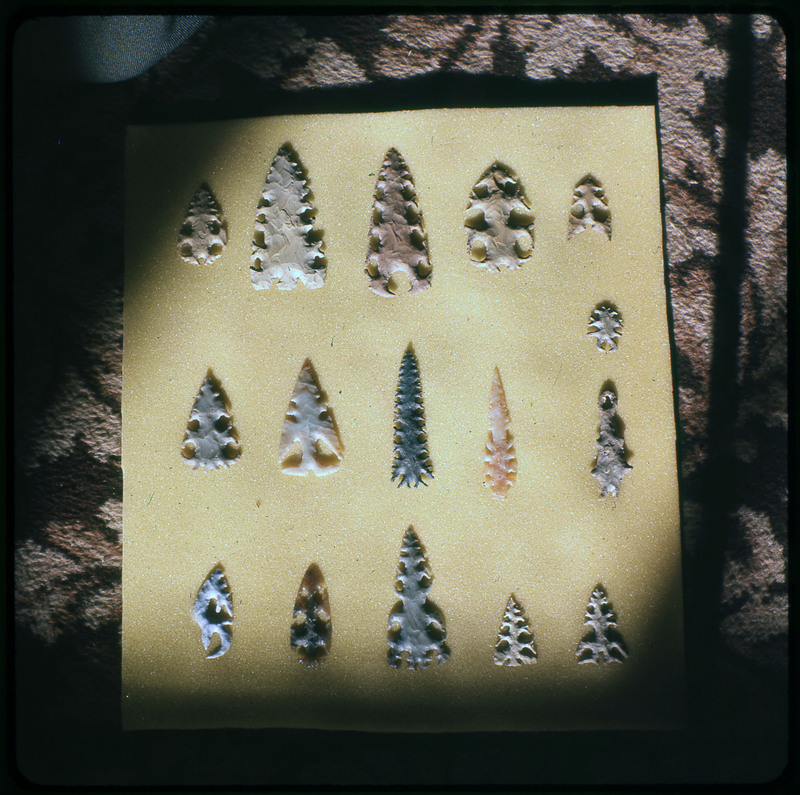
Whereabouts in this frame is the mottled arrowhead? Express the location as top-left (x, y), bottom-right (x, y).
top-left (387, 526), bottom-right (449, 670)
top-left (366, 148), bottom-right (431, 296)
top-left (591, 388), bottom-right (631, 498)
top-left (193, 565), bottom-right (233, 659)
top-left (291, 563), bottom-right (331, 666)
top-left (392, 345), bottom-right (433, 487)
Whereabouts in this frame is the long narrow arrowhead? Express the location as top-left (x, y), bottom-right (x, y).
top-left (391, 345), bottom-right (433, 487)
top-left (484, 366), bottom-right (516, 498)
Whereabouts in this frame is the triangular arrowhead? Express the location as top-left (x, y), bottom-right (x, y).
top-left (279, 359), bottom-right (342, 475)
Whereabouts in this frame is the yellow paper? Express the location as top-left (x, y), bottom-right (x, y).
top-left (123, 107), bottom-right (684, 731)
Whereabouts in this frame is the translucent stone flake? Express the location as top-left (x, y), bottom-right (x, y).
top-left (494, 594), bottom-right (537, 666)
top-left (387, 526), bottom-right (449, 670)
top-left (392, 345), bottom-right (433, 487)
top-left (576, 585), bottom-right (628, 664)
top-left (181, 371), bottom-right (241, 470)
top-left (291, 563), bottom-right (331, 666)
top-left (177, 183), bottom-right (228, 265)
top-left (278, 359), bottom-right (342, 475)
top-left (465, 162), bottom-right (534, 271)
top-left (251, 144), bottom-right (325, 290)
top-left (591, 387), bottom-right (631, 498)
top-left (484, 367), bottom-right (517, 499)
top-left (569, 175), bottom-right (611, 240)
top-left (588, 305), bottom-right (623, 352)
top-left (193, 566), bottom-right (233, 659)
top-left (365, 148), bottom-right (431, 296)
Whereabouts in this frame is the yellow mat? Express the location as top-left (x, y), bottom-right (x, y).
top-left (123, 106), bottom-right (683, 730)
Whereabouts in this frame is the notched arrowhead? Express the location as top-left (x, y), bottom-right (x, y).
top-left (278, 359), bottom-right (343, 475)
top-left (465, 162), bottom-right (534, 272)
top-left (576, 584), bottom-right (628, 664)
top-left (387, 526), bottom-right (449, 670)
top-left (291, 562), bottom-right (332, 666)
top-left (591, 386), bottom-right (631, 498)
top-left (181, 370), bottom-right (241, 470)
top-left (251, 143), bottom-right (326, 290)
top-left (365, 148), bottom-right (431, 296)
top-left (484, 367), bottom-right (517, 499)
top-left (193, 565), bottom-right (233, 659)
top-left (569, 174), bottom-right (611, 240)
top-left (494, 594), bottom-right (537, 666)
top-left (391, 344), bottom-right (433, 487)
top-left (177, 182), bottom-right (228, 265)
top-left (588, 304), bottom-right (623, 352)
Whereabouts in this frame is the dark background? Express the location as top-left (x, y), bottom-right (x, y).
top-left (9, 10), bottom-right (793, 792)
